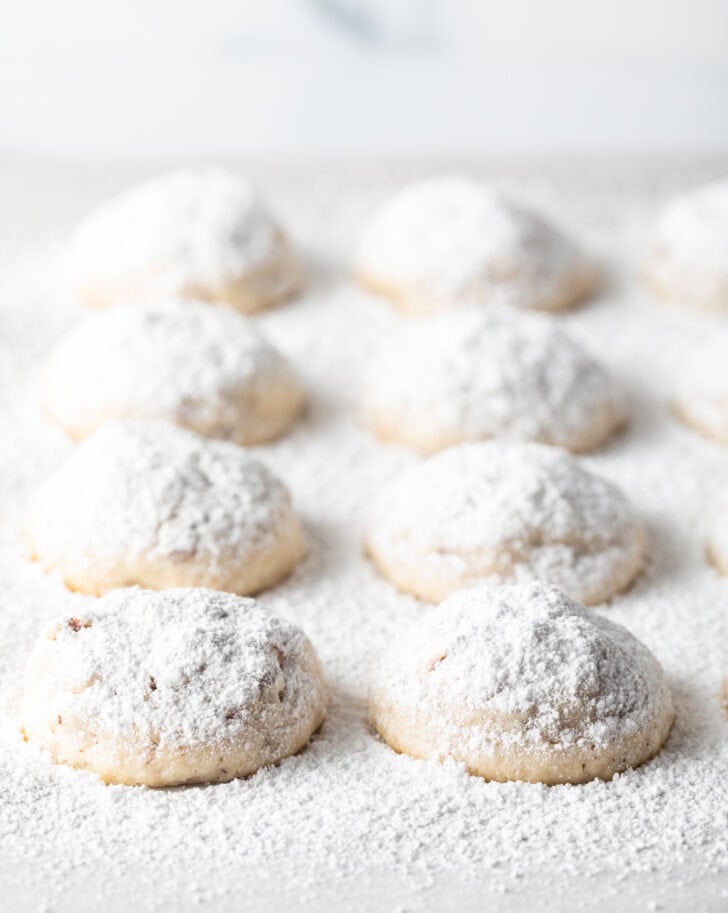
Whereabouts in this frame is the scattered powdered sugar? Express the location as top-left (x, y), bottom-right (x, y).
top-left (367, 442), bottom-right (644, 605)
top-left (356, 175), bottom-right (593, 311)
top-left (64, 168), bottom-right (285, 297)
top-left (21, 587), bottom-right (323, 754)
top-left (373, 583), bottom-right (671, 752)
top-left (647, 178), bottom-right (728, 308)
top-left (361, 309), bottom-right (625, 452)
top-left (24, 421), bottom-right (299, 581)
top-left (0, 160), bottom-right (727, 911)
top-left (39, 299), bottom-right (304, 441)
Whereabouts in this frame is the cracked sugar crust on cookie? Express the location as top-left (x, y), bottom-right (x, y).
top-left (63, 168), bottom-right (304, 311)
top-left (23, 421), bottom-right (305, 595)
top-left (360, 309), bottom-right (626, 453)
top-left (646, 178), bottom-right (728, 310)
top-left (366, 442), bottom-right (644, 605)
top-left (19, 587), bottom-right (327, 787)
top-left (673, 328), bottom-right (728, 443)
top-left (355, 175), bottom-right (596, 314)
top-left (370, 583), bottom-right (674, 784)
top-left (39, 300), bottom-right (305, 444)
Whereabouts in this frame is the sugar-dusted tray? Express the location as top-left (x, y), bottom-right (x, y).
top-left (0, 156), bottom-right (726, 913)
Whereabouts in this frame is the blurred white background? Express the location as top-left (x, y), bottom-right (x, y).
top-left (2, 0), bottom-right (727, 160)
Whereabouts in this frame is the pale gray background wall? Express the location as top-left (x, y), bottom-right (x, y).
top-left (2, 0), bottom-right (727, 159)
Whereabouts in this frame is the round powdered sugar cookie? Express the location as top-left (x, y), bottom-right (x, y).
top-left (40, 300), bottom-right (305, 444)
top-left (673, 330), bottom-right (728, 443)
top-left (23, 421), bottom-right (305, 595)
top-left (646, 179), bottom-right (728, 310)
top-left (370, 582), bottom-right (673, 784)
top-left (64, 168), bottom-right (304, 312)
top-left (355, 176), bottom-right (596, 314)
top-left (707, 502), bottom-right (728, 575)
top-left (20, 587), bottom-right (327, 786)
top-left (366, 442), bottom-right (644, 605)
top-left (360, 310), bottom-right (626, 453)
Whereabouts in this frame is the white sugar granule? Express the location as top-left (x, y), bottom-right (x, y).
top-left (0, 160), bottom-right (727, 912)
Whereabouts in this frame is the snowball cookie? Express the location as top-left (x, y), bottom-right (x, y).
top-left (40, 300), bottom-right (305, 444)
top-left (673, 330), bottom-right (728, 443)
top-left (20, 587), bottom-right (327, 786)
top-left (355, 176), bottom-right (596, 314)
top-left (361, 310), bottom-right (625, 454)
top-left (365, 442), bottom-right (644, 605)
top-left (23, 421), bottom-right (305, 596)
top-left (370, 583), bottom-right (673, 784)
top-left (707, 505), bottom-right (728, 574)
top-left (646, 179), bottom-right (728, 310)
top-left (64, 168), bottom-right (304, 312)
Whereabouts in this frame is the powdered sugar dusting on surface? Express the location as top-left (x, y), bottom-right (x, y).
top-left (0, 158), bottom-right (727, 912)
top-left (361, 309), bottom-right (625, 451)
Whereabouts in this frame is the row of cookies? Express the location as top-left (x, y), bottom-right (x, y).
top-left (20, 581), bottom-right (673, 789)
top-left (25, 421), bottom-right (644, 603)
top-left (13, 168), bottom-right (723, 790)
top-left (62, 168), bottom-right (728, 315)
top-left (45, 168), bottom-right (728, 455)
top-left (17, 421), bottom-right (673, 788)
top-left (36, 293), bottom-right (728, 456)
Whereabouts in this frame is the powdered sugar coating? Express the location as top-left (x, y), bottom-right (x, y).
top-left (40, 300), bottom-right (305, 444)
top-left (356, 176), bottom-right (596, 314)
top-left (2, 159), bottom-right (727, 912)
top-left (646, 178), bottom-right (728, 309)
top-left (23, 421), bottom-right (305, 595)
top-left (370, 583), bottom-right (673, 784)
top-left (20, 587), bottom-right (327, 786)
top-left (366, 442), bottom-right (644, 605)
top-left (673, 329), bottom-right (728, 443)
top-left (361, 309), bottom-right (626, 453)
top-left (64, 168), bottom-right (304, 311)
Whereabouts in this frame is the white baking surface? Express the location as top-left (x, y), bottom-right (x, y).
top-left (0, 156), bottom-right (727, 912)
